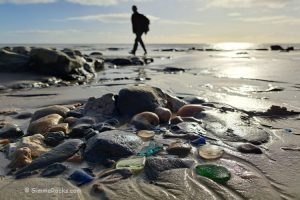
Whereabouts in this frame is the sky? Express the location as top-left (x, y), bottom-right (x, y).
top-left (0, 0), bottom-right (300, 44)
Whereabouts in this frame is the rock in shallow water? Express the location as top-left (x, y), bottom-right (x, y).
top-left (84, 130), bottom-right (142, 163)
top-left (16, 139), bottom-right (84, 176)
top-left (145, 157), bottom-right (195, 180)
top-left (0, 123), bottom-right (24, 139)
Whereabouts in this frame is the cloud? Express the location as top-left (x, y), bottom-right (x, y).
top-left (0, 0), bottom-right (56, 4)
top-left (227, 12), bottom-right (241, 17)
top-left (236, 15), bottom-right (300, 25)
top-left (65, 0), bottom-right (151, 6)
top-left (8, 29), bottom-right (81, 34)
top-left (204, 0), bottom-right (293, 9)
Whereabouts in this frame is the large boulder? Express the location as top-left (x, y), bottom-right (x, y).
top-left (116, 86), bottom-right (166, 117)
top-left (0, 49), bottom-right (30, 72)
top-left (29, 48), bottom-right (92, 80)
top-left (84, 130), bottom-right (142, 163)
top-left (11, 46), bottom-right (31, 55)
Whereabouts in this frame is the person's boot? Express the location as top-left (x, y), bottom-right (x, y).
top-left (129, 50), bottom-right (136, 56)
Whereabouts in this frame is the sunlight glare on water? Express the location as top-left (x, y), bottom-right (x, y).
top-left (213, 42), bottom-right (255, 50)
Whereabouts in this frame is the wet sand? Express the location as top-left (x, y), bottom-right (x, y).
top-left (0, 50), bottom-right (300, 199)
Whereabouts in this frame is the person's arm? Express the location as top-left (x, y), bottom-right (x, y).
top-left (131, 15), bottom-right (135, 33)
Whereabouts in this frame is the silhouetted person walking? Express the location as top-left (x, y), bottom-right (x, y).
top-left (130, 5), bottom-right (149, 56)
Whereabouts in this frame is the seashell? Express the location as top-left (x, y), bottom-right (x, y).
top-left (177, 104), bottom-right (205, 117)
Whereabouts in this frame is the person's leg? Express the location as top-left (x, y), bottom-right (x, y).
top-left (131, 34), bottom-right (139, 55)
top-left (138, 34), bottom-right (147, 55)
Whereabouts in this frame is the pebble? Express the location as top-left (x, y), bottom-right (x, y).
top-left (131, 112), bottom-right (160, 130)
top-left (68, 124), bottom-right (92, 138)
top-left (198, 144), bottom-right (224, 160)
top-left (14, 112), bottom-right (33, 119)
top-left (31, 105), bottom-right (70, 122)
top-left (48, 123), bottom-right (69, 134)
top-left (64, 117), bottom-right (78, 127)
top-left (41, 163), bottom-right (67, 177)
top-left (177, 104), bottom-right (205, 117)
top-left (8, 147), bottom-right (32, 169)
top-left (170, 116), bottom-right (184, 124)
top-left (237, 143), bottom-right (263, 154)
top-left (27, 114), bottom-right (63, 135)
top-left (44, 131), bottom-right (65, 147)
top-left (154, 107), bottom-right (172, 124)
top-left (18, 134), bottom-right (50, 157)
top-left (0, 123), bottom-right (24, 139)
top-left (167, 141), bottom-right (192, 157)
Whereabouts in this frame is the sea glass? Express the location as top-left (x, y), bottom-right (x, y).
top-left (195, 164), bottom-right (231, 184)
top-left (191, 137), bottom-right (206, 146)
top-left (68, 169), bottom-right (94, 186)
top-left (116, 156), bottom-right (146, 174)
top-left (137, 141), bottom-right (162, 157)
top-left (198, 144), bottom-right (224, 160)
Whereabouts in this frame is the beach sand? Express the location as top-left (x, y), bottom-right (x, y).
top-left (0, 48), bottom-right (300, 199)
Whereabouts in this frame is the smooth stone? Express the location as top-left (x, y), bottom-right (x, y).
top-left (84, 130), bottom-right (142, 163)
top-left (164, 92), bottom-right (187, 113)
top-left (41, 163), bottom-right (67, 177)
top-left (198, 144), bottom-right (224, 160)
top-left (64, 116), bottom-right (78, 126)
top-left (16, 139), bottom-right (84, 176)
top-left (83, 94), bottom-right (117, 120)
top-left (183, 96), bottom-right (206, 104)
top-left (17, 134), bottom-right (49, 157)
top-left (131, 112), bottom-right (160, 130)
top-left (0, 139), bottom-right (10, 145)
top-left (154, 107), bottom-right (171, 124)
top-left (31, 105), bottom-right (70, 122)
top-left (177, 104), bottom-right (205, 117)
top-left (0, 123), bottom-right (24, 138)
top-left (137, 130), bottom-right (155, 141)
top-left (66, 111), bottom-right (84, 118)
top-left (116, 86), bottom-right (164, 117)
top-left (68, 169), bottom-right (94, 186)
top-left (68, 124), bottom-right (92, 138)
top-left (145, 157), bottom-right (194, 180)
top-left (15, 170), bottom-right (39, 179)
top-left (74, 116), bottom-right (96, 126)
top-left (27, 114), bottom-right (63, 135)
top-left (14, 112), bottom-right (33, 119)
top-left (48, 123), bottom-right (69, 134)
top-left (44, 131), bottom-right (65, 147)
top-left (97, 168), bottom-right (133, 184)
top-left (116, 157), bottom-right (146, 174)
top-left (167, 141), bottom-right (192, 156)
top-left (237, 143), bottom-right (263, 154)
top-left (7, 147), bottom-right (32, 170)
top-left (195, 164), bottom-right (231, 184)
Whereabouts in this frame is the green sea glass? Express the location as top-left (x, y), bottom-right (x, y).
top-left (137, 141), bottom-right (162, 157)
top-left (195, 164), bottom-right (231, 184)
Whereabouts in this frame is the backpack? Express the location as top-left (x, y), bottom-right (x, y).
top-left (140, 14), bottom-right (150, 34)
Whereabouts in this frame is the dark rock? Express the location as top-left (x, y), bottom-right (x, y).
top-left (11, 46), bottom-right (31, 55)
top-left (92, 123), bottom-right (115, 132)
top-left (84, 129), bottom-right (99, 141)
top-left (166, 141), bottom-right (192, 157)
top-left (237, 143), bottom-right (263, 154)
top-left (29, 48), bottom-right (93, 80)
top-left (16, 139), bottom-right (84, 176)
top-left (145, 157), bottom-right (194, 180)
top-left (31, 105), bottom-right (70, 122)
top-left (116, 86), bottom-right (164, 117)
top-left (41, 163), bottom-right (67, 177)
top-left (83, 94), bottom-right (117, 121)
top-left (15, 170), bottom-right (39, 179)
top-left (0, 49), bottom-right (30, 72)
top-left (44, 131), bottom-right (65, 146)
top-left (183, 96), bottom-right (206, 104)
top-left (68, 124), bottom-right (92, 138)
top-left (163, 67), bottom-right (185, 73)
top-left (90, 52), bottom-right (103, 56)
top-left (170, 116), bottom-right (184, 124)
top-left (14, 112), bottom-right (33, 119)
top-left (84, 130), bottom-right (142, 163)
top-left (270, 45), bottom-right (284, 51)
top-left (286, 47), bottom-right (294, 52)
top-left (67, 110), bottom-right (84, 118)
top-left (0, 123), bottom-right (24, 138)
top-left (75, 116), bottom-right (96, 126)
